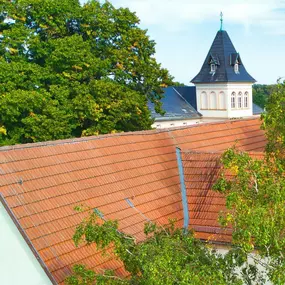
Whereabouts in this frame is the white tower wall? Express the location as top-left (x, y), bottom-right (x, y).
top-left (195, 83), bottom-right (253, 118)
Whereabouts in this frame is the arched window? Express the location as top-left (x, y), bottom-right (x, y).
top-left (210, 91), bottom-right (217, 109)
top-left (201, 91), bottom-right (208, 109)
top-left (231, 92), bottom-right (236, 109)
top-left (238, 92), bottom-right (242, 108)
top-left (219, 92), bottom-right (226, 109)
top-left (244, 92), bottom-right (249, 108)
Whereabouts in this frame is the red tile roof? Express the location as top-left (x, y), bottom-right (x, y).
top-left (181, 151), bottom-right (264, 243)
top-left (182, 151), bottom-right (230, 242)
top-left (0, 118), bottom-right (266, 284)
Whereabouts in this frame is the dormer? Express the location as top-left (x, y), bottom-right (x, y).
top-left (208, 54), bottom-right (220, 74)
top-left (230, 53), bottom-right (242, 74)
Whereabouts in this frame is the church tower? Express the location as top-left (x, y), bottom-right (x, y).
top-left (191, 14), bottom-right (256, 118)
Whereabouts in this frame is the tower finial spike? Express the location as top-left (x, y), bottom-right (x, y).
top-left (220, 11), bottom-right (223, 31)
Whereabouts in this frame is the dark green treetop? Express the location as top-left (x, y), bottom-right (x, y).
top-left (0, 0), bottom-right (173, 145)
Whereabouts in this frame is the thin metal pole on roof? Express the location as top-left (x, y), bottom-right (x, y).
top-left (220, 11), bottom-right (223, 31)
top-left (125, 198), bottom-right (151, 222)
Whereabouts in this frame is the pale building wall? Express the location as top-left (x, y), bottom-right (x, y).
top-left (151, 118), bottom-right (226, 129)
top-left (0, 201), bottom-right (53, 285)
top-left (213, 244), bottom-right (272, 285)
top-left (196, 83), bottom-right (253, 118)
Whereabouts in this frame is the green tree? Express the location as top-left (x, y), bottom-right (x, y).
top-left (262, 80), bottom-right (285, 163)
top-left (0, 0), bottom-right (173, 146)
top-left (253, 84), bottom-right (276, 109)
top-left (213, 80), bottom-right (285, 284)
top-left (214, 148), bottom-right (285, 284)
top-left (66, 209), bottom-right (245, 285)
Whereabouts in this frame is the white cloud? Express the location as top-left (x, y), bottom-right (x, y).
top-left (110, 0), bottom-right (285, 34)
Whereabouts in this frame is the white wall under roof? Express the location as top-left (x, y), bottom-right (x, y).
top-left (214, 245), bottom-right (271, 284)
top-left (0, 201), bottom-right (53, 285)
top-left (152, 118), bottom-right (226, 129)
top-left (195, 83), bottom-right (253, 118)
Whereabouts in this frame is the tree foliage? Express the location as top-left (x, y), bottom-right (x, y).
top-left (213, 80), bottom-right (285, 284)
top-left (262, 80), bottom-right (285, 164)
top-left (66, 209), bottom-right (246, 285)
top-left (214, 148), bottom-right (285, 284)
top-left (253, 84), bottom-right (276, 109)
top-left (0, 0), bottom-right (173, 146)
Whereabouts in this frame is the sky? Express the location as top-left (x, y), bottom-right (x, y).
top-left (81, 0), bottom-right (285, 85)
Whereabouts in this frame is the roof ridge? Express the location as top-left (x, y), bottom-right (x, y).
top-left (0, 117), bottom-right (261, 152)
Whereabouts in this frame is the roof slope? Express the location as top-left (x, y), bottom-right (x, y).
top-left (0, 118), bottom-right (266, 284)
top-left (253, 103), bottom-right (264, 115)
top-left (0, 132), bottom-right (183, 283)
top-left (182, 151), bottom-right (264, 243)
top-left (172, 86), bottom-right (198, 110)
top-left (182, 151), bottom-right (230, 242)
top-left (148, 87), bottom-right (200, 121)
top-left (191, 30), bottom-right (256, 83)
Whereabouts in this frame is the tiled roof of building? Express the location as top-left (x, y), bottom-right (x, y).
top-left (182, 151), bottom-right (231, 242)
top-left (148, 87), bottom-right (200, 121)
top-left (253, 103), bottom-right (264, 115)
top-left (191, 30), bottom-right (256, 83)
top-left (172, 86), bottom-right (198, 111)
top-left (0, 118), bottom-right (266, 284)
top-left (182, 151), bottom-right (264, 243)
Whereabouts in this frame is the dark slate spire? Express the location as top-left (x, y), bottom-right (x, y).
top-left (191, 30), bottom-right (256, 83)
